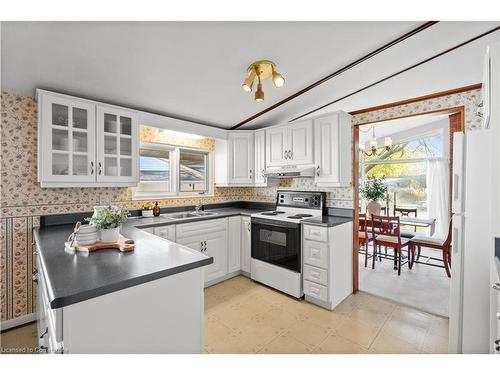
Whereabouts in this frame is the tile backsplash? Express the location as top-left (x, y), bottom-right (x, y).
top-left (0, 87), bottom-right (481, 322)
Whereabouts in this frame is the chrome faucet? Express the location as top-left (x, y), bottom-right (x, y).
top-left (195, 202), bottom-right (203, 213)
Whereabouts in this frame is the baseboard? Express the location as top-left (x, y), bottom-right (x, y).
top-left (305, 295), bottom-right (334, 310)
top-left (204, 270), bottom-right (244, 288)
top-left (0, 313), bottom-right (37, 331)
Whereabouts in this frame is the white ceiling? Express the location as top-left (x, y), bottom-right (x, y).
top-left (2, 21), bottom-right (499, 130)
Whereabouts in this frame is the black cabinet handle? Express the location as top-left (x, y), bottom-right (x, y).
top-left (40, 327), bottom-right (48, 339)
top-left (32, 270), bottom-right (38, 284)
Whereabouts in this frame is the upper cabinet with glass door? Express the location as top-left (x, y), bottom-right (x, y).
top-left (39, 94), bottom-right (96, 185)
top-left (37, 90), bottom-right (139, 187)
top-left (96, 105), bottom-right (138, 184)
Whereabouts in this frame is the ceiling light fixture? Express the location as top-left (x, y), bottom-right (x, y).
top-left (242, 60), bottom-right (285, 101)
top-left (359, 126), bottom-right (392, 157)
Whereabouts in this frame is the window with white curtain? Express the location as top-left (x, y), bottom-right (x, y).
top-left (361, 131), bottom-right (446, 221)
top-left (133, 142), bottom-right (211, 199)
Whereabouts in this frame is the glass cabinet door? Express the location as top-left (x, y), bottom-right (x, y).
top-left (96, 105), bottom-right (137, 184)
top-left (41, 95), bottom-right (96, 183)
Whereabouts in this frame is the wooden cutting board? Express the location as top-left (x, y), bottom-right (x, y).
top-left (65, 235), bottom-right (135, 253)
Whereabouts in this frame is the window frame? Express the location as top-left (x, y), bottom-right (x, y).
top-left (132, 142), bottom-right (212, 200)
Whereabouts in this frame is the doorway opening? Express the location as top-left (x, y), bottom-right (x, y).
top-left (352, 107), bottom-right (464, 317)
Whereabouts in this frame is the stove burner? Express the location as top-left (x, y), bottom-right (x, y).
top-left (261, 211), bottom-right (285, 216)
top-left (287, 214), bottom-right (313, 219)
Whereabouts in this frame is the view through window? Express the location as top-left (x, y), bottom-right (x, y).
top-left (362, 132), bottom-right (444, 220)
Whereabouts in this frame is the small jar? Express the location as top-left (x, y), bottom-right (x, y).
top-left (153, 202), bottom-right (161, 217)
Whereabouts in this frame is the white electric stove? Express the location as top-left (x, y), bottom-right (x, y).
top-left (250, 191), bottom-right (326, 298)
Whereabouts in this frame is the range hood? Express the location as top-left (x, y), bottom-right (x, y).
top-left (263, 165), bottom-right (316, 178)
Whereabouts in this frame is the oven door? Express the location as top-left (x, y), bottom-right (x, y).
top-left (251, 217), bottom-right (301, 273)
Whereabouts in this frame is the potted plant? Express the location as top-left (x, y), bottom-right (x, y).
top-left (86, 206), bottom-right (129, 243)
top-left (141, 202), bottom-right (155, 217)
top-left (360, 175), bottom-right (387, 217)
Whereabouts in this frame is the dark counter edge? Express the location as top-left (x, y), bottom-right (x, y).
top-left (39, 201), bottom-right (352, 228)
top-left (40, 201), bottom-right (276, 227)
top-left (33, 228), bottom-right (213, 309)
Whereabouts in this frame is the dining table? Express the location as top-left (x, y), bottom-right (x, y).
top-left (399, 217), bottom-right (436, 236)
top-left (359, 215), bottom-right (436, 236)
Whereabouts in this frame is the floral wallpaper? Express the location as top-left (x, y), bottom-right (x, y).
top-left (0, 87), bottom-right (482, 323)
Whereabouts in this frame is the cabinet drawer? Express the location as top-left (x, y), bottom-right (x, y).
top-left (303, 264), bottom-right (328, 286)
top-left (304, 280), bottom-right (328, 302)
top-left (154, 225), bottom-right (176, 241)
top-left (303, 240), bottom-right (329, 268)
top-left (176, 218), bottom-right (227, 239)
top-left (303, 225), bottom-right (327, 242)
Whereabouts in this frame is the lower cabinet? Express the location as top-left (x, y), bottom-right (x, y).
top-left (176, 218), bottom-right (228, 284)
top-left (228, 216), bottom-right (241, 273)
top-left (146, 215), bottom-right (251, 286)
top-left (302, 222), bottom-right (353, 310)
top-left (241, 216), bottom-right (251, 273)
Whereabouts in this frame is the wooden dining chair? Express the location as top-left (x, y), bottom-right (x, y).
top-left (394, 207), bottom-right (418, 232)
top-left (408, 218), bottom-right (453, 277)
top-left (371, 214), bottom-right (411, 275)
top-left (358, 213), bottom-right (373, 267)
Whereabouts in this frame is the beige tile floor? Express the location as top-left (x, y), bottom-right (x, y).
top-left (205, 276), bottom-right (449, 354)
top-left (0, 275), bottom-right (449, 354)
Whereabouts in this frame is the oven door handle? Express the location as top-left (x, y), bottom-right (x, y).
top-left (251, 218), bottom-right (299, 229)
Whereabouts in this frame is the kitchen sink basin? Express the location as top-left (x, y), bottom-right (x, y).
top-left (161, 211), bottom-right (219, 220)
top-left (191, 211), bottom-right (218, 216)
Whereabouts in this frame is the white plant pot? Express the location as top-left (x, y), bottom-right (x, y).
top-left (99, 228), bottom-right (120, 243)
top-left (366, 200), bottom-right (382, 218)
top-left (142, 210), bottom-right (154, 217)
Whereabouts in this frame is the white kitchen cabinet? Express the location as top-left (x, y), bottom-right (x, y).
top-left (96, 104), bottom-right (138, 184)
top-left (266, 125), bottom-right (288, 167)
top-left (37, 90), bottom-right (139, 187)
top-left (176, 218), bottom-right (228, 284)
top-left (215, 132), bottom-right (259, 186)
top-left (228, 216), bottom-right (241, 273)
top-left (39, 94), bottom-right (96, 185)
top-left (241, 216), bottom-right (251, 273)
top-left (254, 130), bottom-right (267, 185)
top-left (265, 120), bottom-right (313, 168)
top-left (228, 132), bottom-right (254, 184)
top-left (288, 120), bottom-right (314, 165)
top-left (204, 231), bottom-right (228, 283)
top-left (302, 222), bottom-right (353, 310)
top-left (153, 225), bottom-right (176, 242)
top-left (313, 111), bottom-right (352, 187)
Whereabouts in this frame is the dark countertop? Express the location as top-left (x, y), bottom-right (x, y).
top-left (34, 223), bottom-right (213, 309)
top-left (34, 206), bottom-right (265, 309)
top-left (129, 207), bottom-right (261, 229)
top-left (301, 215), bottom-right (353, 227)
top-left (34, 202), bottom-right (351, 309)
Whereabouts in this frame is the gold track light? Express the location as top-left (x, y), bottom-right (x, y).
top-left (241, 60), bottom-right (285, 101)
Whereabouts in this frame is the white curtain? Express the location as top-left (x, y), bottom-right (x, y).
top-left (426, 159), bottom-right (449, 239)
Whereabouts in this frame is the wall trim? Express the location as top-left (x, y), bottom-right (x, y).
top-left (349, 83), bottom-right (482, 116)
top-left (0, 313), bottom-right (36, 331)
top-left (353, 105), bottom-right (466, 127)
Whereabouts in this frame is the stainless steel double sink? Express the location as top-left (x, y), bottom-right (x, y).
top-left (159, 211), bottom-right (219, 220)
